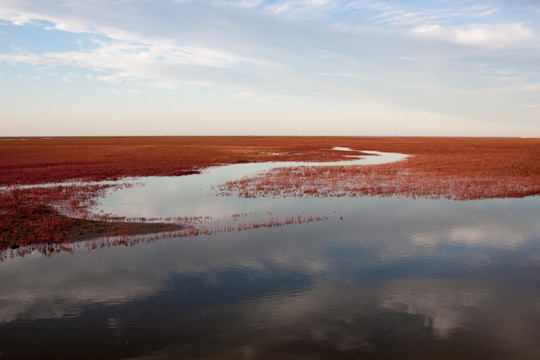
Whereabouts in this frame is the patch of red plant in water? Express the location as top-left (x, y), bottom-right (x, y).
top-left (220, 155), bottom-right (540, 200)
top-left (219, 140), bottom-right (540, 200)
top-left (0, 183), bottom-right (186, 257)
top-left (2, 201), bottom-right (331, 261)
top-left (0, 183), bottom-right (141, 250)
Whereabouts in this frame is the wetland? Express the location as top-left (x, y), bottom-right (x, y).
top-left (1, 136), bottom-right (539, 359)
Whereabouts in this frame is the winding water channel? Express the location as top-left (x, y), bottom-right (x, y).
top-left (1, 150), bottom-right (539, 359)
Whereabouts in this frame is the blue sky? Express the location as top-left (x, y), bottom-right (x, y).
top-left (1, 0), bottom-right (539, 136)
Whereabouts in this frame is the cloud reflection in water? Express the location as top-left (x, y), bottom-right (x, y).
top-left (0, 196), bottom-right (539, 358)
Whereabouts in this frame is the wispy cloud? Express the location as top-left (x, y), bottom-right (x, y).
top-left (410, 23), bottom-right (535, 49)
top-left (1, 0), bottom-right (539, 135)
top-left (61, 71), bottom-right (79, 83)
top-left (370, 10), bottom-right (439, 27)
top-left (0, 35), bottom-right (282, 90)
top-left (266, 0), bottom-right (335, 15)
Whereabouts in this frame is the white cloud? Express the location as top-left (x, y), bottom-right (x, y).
top-left (0, 9), bottom-right (34, 25)
top-left (230, 91), bottom-right (254, 98)
top-left (96, 75), bottom-right (123, 84)
top-left (371, 10), bottom-right (439, 27)
top-left (0, 38), bottom-right (282, 90)
top-left (381, 280), bottom-right (492, 337)
top-left (455, 4), bottom-right (500, 18)
top-left (472, 8), bottom-right (499, 18)
top-left (397, 56), bottom-right (421, 62)
top-left (16, 72), bottom-right (41, 81)
top-left (410, 225), bottom-right (527, 248)
top-left (411, 23), bottom-right (536, 49)
top-left (231, 0), bottom-right (264, 8)
top-left (50, 20), bottom-right (94, 33)
top-left (480, 83), bottom-right (540, 93)
top-left (0, 52), bottom-right (40, 64)
top-left (267, 0), bottom-right (335, 16)
top-left (61, 71), bottom-right (79, 83)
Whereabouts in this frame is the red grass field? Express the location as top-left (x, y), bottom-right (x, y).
top-left (1, 136), bottom-right (539, 254)
top-left (220, 138), bottom-right (540, 200)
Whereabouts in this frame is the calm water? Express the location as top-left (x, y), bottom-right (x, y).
top-left (1, 151), bottom-right (539, 359)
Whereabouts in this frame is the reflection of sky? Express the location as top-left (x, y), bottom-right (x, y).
top-left (1, 193), bottom-right (540, 358)
top-left (95, 150), bottom-right (407, 221)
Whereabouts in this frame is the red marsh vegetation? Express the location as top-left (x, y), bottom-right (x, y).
top-left (1, 136), bottom-right (539, 255)
top-left (0, 184), bottom-right (183, 257)
top-left (1, 136), bottom-right (538, 188)
top-left (218, 137), bottom-right (540, 200)
top-left (0, 136), bottom-right (358, 185)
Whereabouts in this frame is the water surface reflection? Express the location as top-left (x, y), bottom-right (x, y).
top-left (1, 194), bottom-right (539, 359)
top-left (95, 150), bottom-right (407, 220)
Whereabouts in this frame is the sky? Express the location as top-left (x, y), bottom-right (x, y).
top-left (0, 0), bottom-right (539, 136)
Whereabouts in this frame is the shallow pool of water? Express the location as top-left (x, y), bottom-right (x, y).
top-left (94, 150), bottom-right (408, 221)
top-left (1, 151), bottom-right (539, 359)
